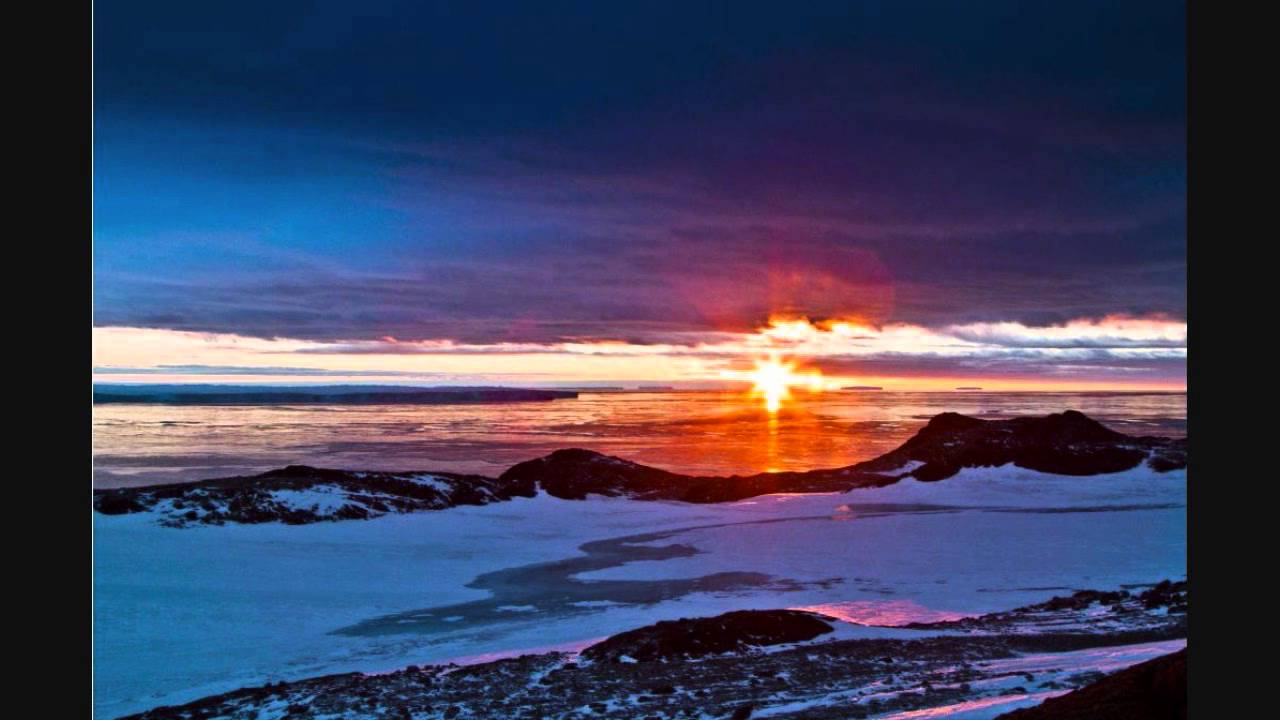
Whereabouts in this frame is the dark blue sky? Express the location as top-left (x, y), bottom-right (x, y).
top-left (94, 1), bottom-right (1185, 348)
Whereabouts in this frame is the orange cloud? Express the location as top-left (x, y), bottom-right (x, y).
top-left (93, 314), bottom-right (1186, 390)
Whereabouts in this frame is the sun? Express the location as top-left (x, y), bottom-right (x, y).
top-left (747, 354), bottom-right (831, 412)
top-left (750, 356), bottom-right (801, 413)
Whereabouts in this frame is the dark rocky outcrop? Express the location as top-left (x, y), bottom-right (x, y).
top-left (94, 410), bottom-right (1187, 525)
top-left (581, 610), bottom-right (835, 663)
top-left (504, 448), bottom-right (695, 501)
top-left (995, 648), bottom-right (1186, 720)
top-left (851, 410), bottom-right (1185, 481)
top-left (92, 465), bottom-right (536, 527)
top-left (495, 448), bottom-right (891, 503)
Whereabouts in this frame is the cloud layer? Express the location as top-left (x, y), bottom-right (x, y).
top-left (93, 315), bottom-right (1186, 389)
top-left (93, 2), bottom-right (1185, 385)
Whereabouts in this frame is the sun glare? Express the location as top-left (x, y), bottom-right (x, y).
top-left (749, 355), bottom-right (825, 413)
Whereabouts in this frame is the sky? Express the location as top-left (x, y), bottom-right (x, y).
top-left (93, 1), bottom-right (1186, 390)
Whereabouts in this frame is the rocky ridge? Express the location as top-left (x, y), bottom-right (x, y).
top-left (94, 410), bottom-right (1187, 526)
top-left (93, 466), bottom-right (535, 527)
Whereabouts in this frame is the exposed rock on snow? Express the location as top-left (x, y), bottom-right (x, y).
top-left (92, 465), bottom-right (535, 527)
top-left (995, 647), bottom-right (1186, 719)
top-left (901, 580), bottom-right (1187, 637)
top-left (119, 583), bottom-right (1187, 720)
top-left (580, 609), bottom-right (835, 663)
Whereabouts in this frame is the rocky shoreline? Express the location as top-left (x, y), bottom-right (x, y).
top-left (94, 410), bottom-right (1187, 527)
top-left (120, 582), bottom-right (1186, 719)
top-left (996, 647), bottom-right (1186, 719)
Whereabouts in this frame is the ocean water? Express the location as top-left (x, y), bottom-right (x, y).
top-left (92, 390), bottom-right (1186, 487)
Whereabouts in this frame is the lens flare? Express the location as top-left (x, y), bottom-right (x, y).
top-left (748, 355), bottom-right (829, 413)
top-left (750, 356), bottom-right (794, 413)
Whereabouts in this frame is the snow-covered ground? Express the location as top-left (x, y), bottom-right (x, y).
top-left (93, 464), bottom-right (1185, 718)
